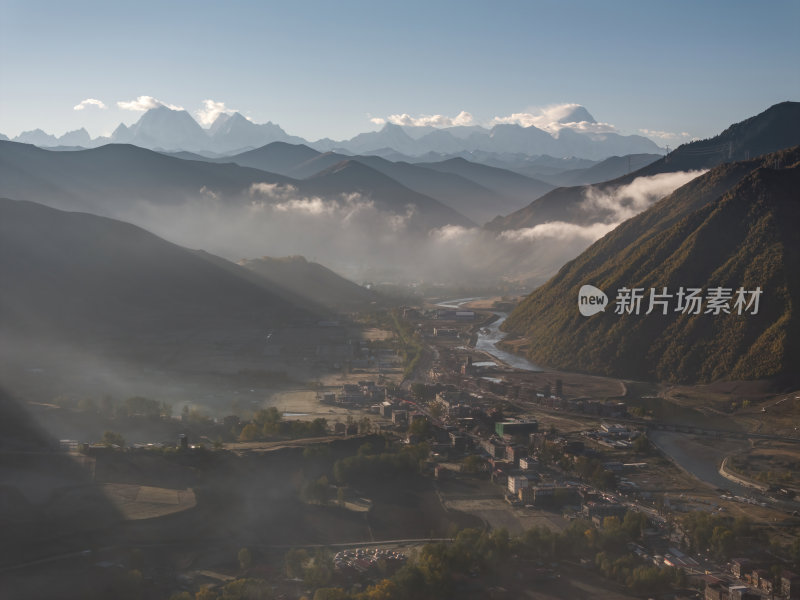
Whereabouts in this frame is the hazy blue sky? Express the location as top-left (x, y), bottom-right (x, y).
top-left (1, 0), bottom-right (798, 143)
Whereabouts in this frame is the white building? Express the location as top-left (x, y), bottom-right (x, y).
top-left (508, 475), bottom-right (528, 495)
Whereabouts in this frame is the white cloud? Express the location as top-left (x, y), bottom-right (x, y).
top-left (431, 224), bottom-right (476, 243)
top-left (490, 104), bottom-right (618, 135)
top-left (249, 182), bottom-right (299, 202)
top-left (249, 183), bottom-right (411, 228)
top-left (500, 221), bottom-right (617, 243)
top-left (196, 99), bottom-right (236, 127)
top-left (73, 98), bottom-right (106, 111)
top-left (581, 170), bottom-right (707, 222)
top-left (371, 111), bottom-right (475, 128)
top-left (638, 128), bottom-right (693, 142)
top-left (116, 95), bottom-right (184, 112)
top-left (106, 170), bottom-right (706, 289)
top-left (561, 121), bottom-right (619, 135)
top-left (273, 197), bottom-right (339, 217)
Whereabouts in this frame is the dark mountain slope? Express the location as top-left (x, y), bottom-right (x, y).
top-left (0, 141), bottom-right (293, 215)
top-left (349, 155), bottom-right (534, 223)
top-left (546, 154), bottom-right (662, 187)
top-left (239, 256), bottom-right (383, 313)
top-left (417, 157), bottom-right (554, 212)
top-left (502, 147), bottom-right (800, 383)
top-left (0, 197), bottom-right (307, 342)
top-left (638, 100), bottom-right (800, 173)
top-left (220, 141), bottom-right (322, 175)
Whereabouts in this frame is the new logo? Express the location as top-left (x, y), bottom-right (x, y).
top-left (578, 285), bottom-right (608, 317)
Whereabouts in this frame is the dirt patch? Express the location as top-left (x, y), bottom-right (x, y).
top-left (437, 477), bottom-right (567, 535)
top-left (361, 328), bottom-right (393, 341)
top-left (102, 483), bottom-right (196, 520)
top-left (362, 474), bottom-right (481, 540)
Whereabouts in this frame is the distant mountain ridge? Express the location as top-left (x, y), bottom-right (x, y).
top-left (3, 104), bottom-right (662, 160)
top-left (502, 147), bottom-right (800, 384)
top-left (0, 140), bottom-right (472, 233)
top-left (489, 102), bottom-right (800, 232)
top-left (208, 143), bottom-right (554, 223)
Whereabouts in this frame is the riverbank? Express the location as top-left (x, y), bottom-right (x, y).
top-left (719, 457), bottom-right (769, 492)
top-left (648, 430), bottom-right (753, 496)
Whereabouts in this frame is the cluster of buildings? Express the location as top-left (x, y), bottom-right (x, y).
top-left (527, 394), bottom-right (628, 418)
top-left (322, 381), bottom-right (388, 409)
top-left (584, 423), bottom-right (640, 448)
top-left (333, 547), bottom-right (407, 576)
top-left (704, 560), bottom-right (800, 599)
top-left (434, 309), bottom-right (476, 321)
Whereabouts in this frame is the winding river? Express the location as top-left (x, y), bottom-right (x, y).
top-left (474, 312), bottom-right (543, 372)
top-left (439, 298), bottom-right (771, 497)
top-left (436, 298), bottom-right (542, 372)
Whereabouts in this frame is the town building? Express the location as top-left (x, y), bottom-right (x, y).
top-left (506, 444), bottom-right (527, 466)
top-left (508, 475), bottom-right (528, 495)
top-left (781, 571), bottom-right (800, 599)
top-left (495, 420), bottom-right (539, 438)
top-left (582, 501), bottom-right (628, 520)
top-left (392, 410), bottom-right (408, 425)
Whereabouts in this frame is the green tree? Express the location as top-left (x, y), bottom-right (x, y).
top-left (238, 424), bottom-right (259, 442)
top-left (312, 589), bottom-right (350, 600)
top-left (219, 578), bottom-right (271, 600)
top-left (622, 511), bottom-right (647, 540)
top-left (410, 383), bottom-right (428, 401)
top-left (428, 402), bottom-right (444, 420)
top-left (285, 548), bottom-right (309, 578)
top-left (238, 547), bottom-right (252, 572)
top-left (304, 550), bottom-right (333, 589)
top-left (360, 579), bottom-right (398, 599)
top-left (632, 435), bottom-right (650, 454)
top-left (409, 417), bottom-right (431, 438)
top-left (710, 526), bottom-right (735, 559)
top-left (101, 430), bottom-right (125, 449)
top-left (462, 455), bottom-right (486, 473)
top-left (304, 476), bottom-right (331, 505)
top-left (358, 416), bottom-right (372, 434)
top-left (119, 396), bottom-right (162, 418)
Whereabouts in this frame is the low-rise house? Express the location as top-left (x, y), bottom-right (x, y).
top-left (506, 444), bottom-right (527, 466)
top-left (704, 581), bottom-right (730, 600)
top-left (731, 559), bottom-right (752, 580)
top-left (782, 570), bottom-right (800, 599)
top-left (583, 501), bottom-right (628, 520)
top-left (481, 438), bottom-right (506, 458)
top-left (508, 475), bottom-right (528, 495)
top-left (392, 410), bottom-right (408, 425)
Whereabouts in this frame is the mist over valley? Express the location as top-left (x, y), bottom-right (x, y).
top-left (2, 6), bottom-right (800, 592)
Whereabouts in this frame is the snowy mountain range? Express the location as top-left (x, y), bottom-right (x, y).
top-left (6, 105), bottom-right (663, 160)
